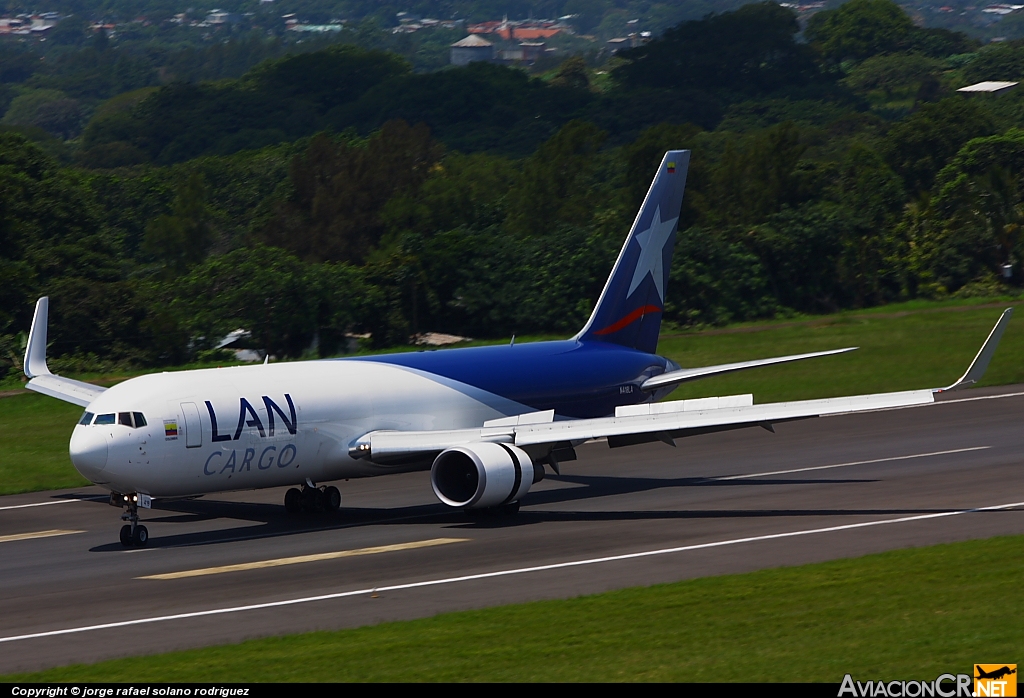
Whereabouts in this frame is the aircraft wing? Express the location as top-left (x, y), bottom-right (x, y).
top-left (352, 389), bottom-right (935, 463)
top-left (23, 297), bottom-right (106, 408)
top-left (352, 309), bottom-right (1011, 465)
top-left (25, 374), bottom-right (105, 407)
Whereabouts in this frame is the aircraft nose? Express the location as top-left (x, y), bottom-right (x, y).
top-left (70, 427), bottom-right (108, 481)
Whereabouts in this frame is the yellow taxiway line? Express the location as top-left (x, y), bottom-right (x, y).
top-left (0, 529), bottom-right (85, 543)
top-left (138, 537), bottom-right (469, 580)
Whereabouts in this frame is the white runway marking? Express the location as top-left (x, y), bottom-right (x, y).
top-left (0, 499), bottom-right (84, 512)
top-left (2, 499), bottom-right (1022, 645)
top-left (714, 446), bottom-right (990, 481)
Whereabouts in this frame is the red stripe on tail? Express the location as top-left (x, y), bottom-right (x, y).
top-left (594, 305), bottom-right (661, 336)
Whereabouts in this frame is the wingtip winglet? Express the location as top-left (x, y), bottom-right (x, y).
top-left (937, 307), bottom-right (1013, 392)
top-left (24, 296), bottom-right (51, 379)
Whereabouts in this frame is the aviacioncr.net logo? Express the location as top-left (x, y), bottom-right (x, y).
top-left (839, 674), bottom-right (973, 697)
top-left (975, 665), bottom-right (1017, 697)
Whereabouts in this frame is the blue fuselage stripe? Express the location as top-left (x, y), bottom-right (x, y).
top-left (346, 340), bottom-right (670, 419)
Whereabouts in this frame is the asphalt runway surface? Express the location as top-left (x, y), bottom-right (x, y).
top-left (3, 384), bottom-right (1024, 674)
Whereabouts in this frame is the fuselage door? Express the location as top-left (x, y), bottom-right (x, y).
top-left (181, 402), bottom-right (202, 448)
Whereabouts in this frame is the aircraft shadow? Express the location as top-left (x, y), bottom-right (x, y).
top-left (528, 473), bottom-right (878, 505)
top-left (80, 470), bottom-right (996, 551)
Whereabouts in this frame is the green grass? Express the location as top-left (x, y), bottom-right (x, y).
top-left (8, 534), bottom-right (1022, 681)
top-left (0, 393), bottom-right (88, 495)
top-left (1, 299), bottom-right (1021, 495)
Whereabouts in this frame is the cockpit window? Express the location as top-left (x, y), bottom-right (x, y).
top-left (108, 412), bottom-right (148, 428)
top-left (78, 411), bottom-right (94, 426)
top-left (94, 414), bottom-right (115, 425)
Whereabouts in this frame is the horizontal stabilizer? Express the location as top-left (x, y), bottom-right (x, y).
top-left (23, 297), bottom-right (105, 407)
top-left (640, 347), bottom-right (858, 391)
top-left (938, 308), bottom-right (1013, 392)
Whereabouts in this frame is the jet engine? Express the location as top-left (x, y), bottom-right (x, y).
top-left (430, 442), bottom-right (541, 509)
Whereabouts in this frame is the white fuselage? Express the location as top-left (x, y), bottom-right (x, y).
top-left (69, 360), bottom-right (525, 497)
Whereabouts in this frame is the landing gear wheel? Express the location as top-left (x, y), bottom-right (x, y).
top-left (501, 501), bottom-right (521, 516)
top-left (324, 486), bottom-right (341, 512)
top-left (284, 487), bottom-right (302, 514)
top-left (118, 493), bottom-right (147, 547)
top-left (312, 488), bottom-right (325, 512)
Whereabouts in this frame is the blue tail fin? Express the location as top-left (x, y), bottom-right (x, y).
top-left (575, 150), bottom-right (690, 354)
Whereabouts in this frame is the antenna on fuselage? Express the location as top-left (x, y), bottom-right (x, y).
top-left (263, 354), bottom-right (269, 365)
top-left (510, 335), bottom-right (515, 346)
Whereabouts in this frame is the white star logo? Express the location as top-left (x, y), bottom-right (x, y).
top-left (627, 206), bottom-right (678, 302)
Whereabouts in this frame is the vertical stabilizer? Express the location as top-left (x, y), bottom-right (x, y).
top-left (575, 150), bottom-right (689, 354)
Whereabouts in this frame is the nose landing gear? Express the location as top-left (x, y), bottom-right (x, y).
top-left (111, 492), bottom-right (149, 548)
top-left (283, 483), bottom-right (341, 514)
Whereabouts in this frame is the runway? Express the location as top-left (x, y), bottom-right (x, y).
top-left (2, 385), bottom-right (1024, 674)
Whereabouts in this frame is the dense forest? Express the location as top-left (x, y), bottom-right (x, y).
top-left (6, 0), bottom-right (1024, 379)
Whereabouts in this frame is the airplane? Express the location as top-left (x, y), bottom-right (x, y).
top-left (21, 150), bottom-right (1013, 547)
top-left (976, 666), bottom-right (1017, 681)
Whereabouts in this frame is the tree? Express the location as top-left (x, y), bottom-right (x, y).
top-left (883, 98), bottom-right (996, 194)
top-left (666, 226), bottom-right (777, 326)
top-left (831, 145), bottom-right (907, 305)
top-left (0, 133), bottom-right (161, 364)
top-left (746, 203), bottom-right (850, 312)
top-left (919, 131), bottom-right (1024, 285)
top-left (806, 0), bottom-right (914, 63)
top-left (909, 27), bottom-right (979, 58)
top-left (141, 173), bottom-right (214, 276)
top-left (31, 99), bottom-right (84, 140)
top-left (262, 121), bottom-right (443, 263)
top-left (550, 56), bottom-right (590, 91)
top-left (505, 120), bottom-right (608, 237)
top-left (562, 0), bottom-right (612, 34)
top-left (172, 245), bottom-right (321, 358)
top-left (841, 54), bottom-right (945, 100)
top-left (381, 151), bottom-right (515, 239)
top-left (963, 44), bottom-right (1024, 84)
top-left (47, 15), bottom-right (89, 46)
top-left (621, 122), bottom-right (705, 225)
top-left (1, 89), bottom-right (59, 123)
top-left (707, 122), bottom-right (809, 226)
top-left (970, 166), bottom-right (1024, 270)
top-left (0, 45), bottom-right (39, 84)
top-left (612, 3), bottom-right (820, 96)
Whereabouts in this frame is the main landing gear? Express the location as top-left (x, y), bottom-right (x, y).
top-left (111, 492), bottom-right (149, 548)
top-left (284, 482), bottom-right (341, 515)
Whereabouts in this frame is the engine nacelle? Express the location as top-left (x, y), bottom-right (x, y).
top-left (431, 442), bottom-right (540, 509)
